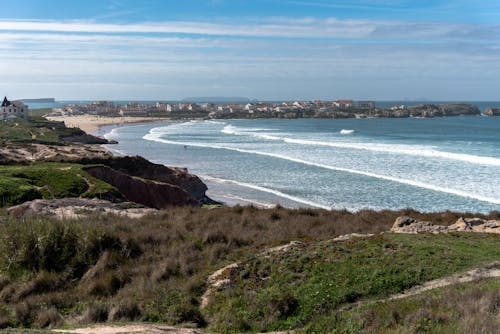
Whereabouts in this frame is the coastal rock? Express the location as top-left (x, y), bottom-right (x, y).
top-left (484, 108), bottom-right (500, 116)
top-left (201, 262), bottom-right (241, 309)
top-left (84, 166), bottom-right (197, 209)
top-left (449, 217), bottom-right (500, 234)
top-left (391, 216), bottom-right (450, 234)
top-left (61, 134), bottom-right (117, 145)
top-left (332, 233), bottom-right (375, 241)
top-left (80, 156), bottom-right (215, 205)
top-left (400, 104), bottom-right (481, 118)
top-left (437, 104), bottom-right (481, 116)
top-left (391, 216), bottom-right (500, 234)
top-left (7, 198), bottom-right (157, 219)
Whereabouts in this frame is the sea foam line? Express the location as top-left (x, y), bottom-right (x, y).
top-left (221, 125), bottom-right (500, 167)
top-left (208, 191), bottom-right (277, 209)
top-left (143, 130), bottom-right (500, 205)
top-left (201, 175), bottom-right (332, 210)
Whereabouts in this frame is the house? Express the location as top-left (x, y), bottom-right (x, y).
top-left (358, 101), bottom-right (376, 110)
top-left (335, 99), bottom-right (354, 109)
top-left (1, 96), bottom-right (28, 121)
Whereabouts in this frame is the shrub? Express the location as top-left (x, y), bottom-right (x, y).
top-left (108, 300), bottom-right (142, 322)
top-left (15, 271), bottom-right (63, 301)
top-left (34, 306), bottom-right (62, 328)
top-left (79, 303), bottom-right (109, 324)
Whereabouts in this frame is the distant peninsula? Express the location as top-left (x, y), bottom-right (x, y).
top-left (19, 97), bottom-right (56, 103)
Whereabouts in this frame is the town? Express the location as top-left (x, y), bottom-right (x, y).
top-left (48, 99), bottom-right (484, 119)
top-left (49, 99), bottom-right (373, 117)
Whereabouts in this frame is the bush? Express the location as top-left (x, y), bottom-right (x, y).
top-left (79, 303), bottom-right (109, 324)
top-left (108, 300), bottom-right (142, 322)
top-left (34, 306), bottom-right (62, 328)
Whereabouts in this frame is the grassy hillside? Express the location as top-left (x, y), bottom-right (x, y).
top-left (0, 207), bottom-right (498, 331)
top-left (311, 277), bottom-right (500, 334)
top-left (27, 109), bottom-right (52, 119)
top-left (0, 163), bottom-right (122, 206)
top-left (0, 118), bottom-right (85, 144)
top-left (205, 233), bottom-right (500, 333)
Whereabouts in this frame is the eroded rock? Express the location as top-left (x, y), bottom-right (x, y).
top-left (391, 216), bottom-right (500, 234)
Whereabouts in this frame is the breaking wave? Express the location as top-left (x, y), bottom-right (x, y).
top-left (143, 128), bottom-right (500, 205)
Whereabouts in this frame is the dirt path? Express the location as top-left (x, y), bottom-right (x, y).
top-left (53, 325), bottom-right (293, 334)
top-left (340, 261), bottom-right (500, 313)
top-left (53, 324), bottom-right (205, 334)
top-left (388, 261), bottom-right (500, 300)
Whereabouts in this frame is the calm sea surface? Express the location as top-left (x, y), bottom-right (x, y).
top-left (98, 116), bottom-right (500, 213)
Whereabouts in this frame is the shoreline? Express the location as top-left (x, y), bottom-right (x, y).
top-left (46, 115), bottom-right (172, 134)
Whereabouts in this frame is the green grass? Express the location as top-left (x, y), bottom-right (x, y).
top-left (27, 108), bottom-right (52, 119)
top-left (0, 178), bottom-right (41, 207)
top-left (204, 233), bottom-right (500, 333)
top-left (304, 277), bottom-right (500, 333)
top-left (0, 118), bottom-right (84, 144)
top-left (0, 163), bottom-right (122, 206)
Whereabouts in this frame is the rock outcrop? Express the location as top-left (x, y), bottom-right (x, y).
top-left (84, 166), bottom-right (197, 209)
top-left (7, 198), bottom-right (157, 219)
top-left (61, 134), bottom-right (117, 145)
top-left (449, 217), bottom-right (500, 234)
top-left (391, 216), bottom-right (500, 234)
top-left (81, 156), bottom-right (211, 204)
top-left (74, 156), bottom-right (215, 206)
top-left (484, 108), bottom-right (500, 116)
top-left (368, 104), bottom-right (481, 118)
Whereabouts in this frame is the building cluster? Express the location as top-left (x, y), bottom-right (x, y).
top-left (1, 97), bottom-right (28, 121)
top-left (51, 99), bottom-right (376, 117)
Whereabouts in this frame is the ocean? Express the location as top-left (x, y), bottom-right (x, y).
top-left (98, 116), bottom-right (500, 213)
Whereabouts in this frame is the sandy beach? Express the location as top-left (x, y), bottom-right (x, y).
top-left (46, 115), bottom-right (171, 133)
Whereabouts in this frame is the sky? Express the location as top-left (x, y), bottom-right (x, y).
top-left (1, 0), bottom-right (500, 101)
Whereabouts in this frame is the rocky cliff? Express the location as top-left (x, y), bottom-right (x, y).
top-left (84, 165), bottom-right (198, 209)
top-left (484, 108), bottom-right (500, 116)
top-left (79, 156), bottom-right (215, 206)
top-left (366, 104), bottom-right (480, 118)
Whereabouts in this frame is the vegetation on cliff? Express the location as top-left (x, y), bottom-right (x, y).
top-left (0, 163), bottom-right (123, 207)
top-left (0, 118), bottom-right (86, 144)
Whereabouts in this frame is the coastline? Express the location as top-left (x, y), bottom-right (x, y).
top-left (46, 115), bottom-right (171, 134)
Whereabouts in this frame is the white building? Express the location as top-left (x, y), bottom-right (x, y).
top-left (1, 97), bottom-right (28, 121)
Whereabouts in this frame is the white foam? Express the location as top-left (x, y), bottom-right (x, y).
top-left (340, 129), bottom-right (355, 134)
top-left (103, 127), bottom-right (120, 140)
top-left (222, 125), bottom-right (277, 135)
top-left (205, 190), bottom-right (276, 209)
top-left (222, 126), bottom-right (500, 167)
top-left (143, 129), bottom-right (500, 205)
top-left (206, 120), bottom-right (226, 125)
top-left (201, 175), bottom-right (332, 210)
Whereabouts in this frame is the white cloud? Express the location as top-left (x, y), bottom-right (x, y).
top-left (1, 17), bottom-right (500, 99)
top-left (0, 18), bottom-right (498, 40)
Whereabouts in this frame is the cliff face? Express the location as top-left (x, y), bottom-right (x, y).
top-left (84, 165), bottom-right (197, 209)
top-left (79, 156), bottom-right (214, 205)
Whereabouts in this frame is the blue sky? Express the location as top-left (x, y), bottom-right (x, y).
top-left (1, 0), bottom-right (500, 100)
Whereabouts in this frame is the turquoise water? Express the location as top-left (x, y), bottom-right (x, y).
top-left (100, 117), bottom-right (500, 213)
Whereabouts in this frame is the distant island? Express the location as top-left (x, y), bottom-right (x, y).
top-left (19, 97), bottom-right (56, 103)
